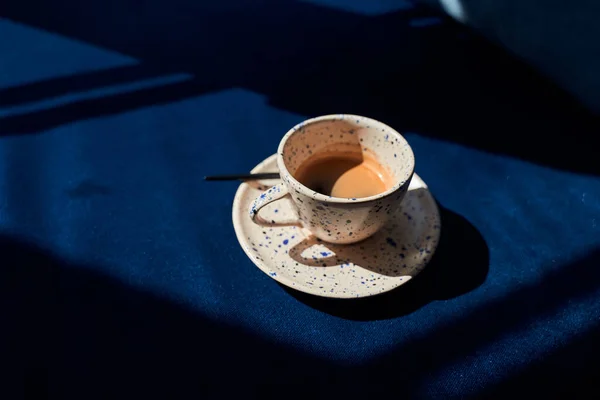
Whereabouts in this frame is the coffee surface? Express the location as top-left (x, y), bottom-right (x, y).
top-left (294, 151), bottom-right (393, 198)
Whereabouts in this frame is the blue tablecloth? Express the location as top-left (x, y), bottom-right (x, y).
top-left (2, 0), bottom-right (600, 398)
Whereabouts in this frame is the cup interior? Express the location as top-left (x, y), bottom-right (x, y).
top-left (279, 115), bottom-right (414, 198)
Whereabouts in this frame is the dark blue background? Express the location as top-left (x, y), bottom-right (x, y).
top-left (1, 0), bottom-right (599, 398)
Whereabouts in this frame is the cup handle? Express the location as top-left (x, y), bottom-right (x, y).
top-left (249, 183), bottom-right (301, 227)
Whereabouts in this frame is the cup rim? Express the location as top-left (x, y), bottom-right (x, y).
top-left (276, 114), bottom-right (415, 204)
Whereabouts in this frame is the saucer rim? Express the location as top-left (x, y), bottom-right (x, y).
top-left (232, 154), bottom-right (441, 299)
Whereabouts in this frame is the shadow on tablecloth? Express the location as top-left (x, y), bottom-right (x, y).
top-left (1, 233), bottom-right (599, 398)
top-left (283, 203), bottom-right (490, 320)
top-left (1, 0), bottom-right (599, 175)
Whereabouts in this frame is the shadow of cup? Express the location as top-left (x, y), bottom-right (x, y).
top-left (288, 237), bottom-right (341, 267)
top-left (286, 187), bottom-right (439, 278)
top-left (287, 232), bottom-right (425, 277)
top-left (282, 203), bottom-right (489, 320)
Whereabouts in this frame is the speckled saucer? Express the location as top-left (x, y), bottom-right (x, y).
top-left (232, 154), bottom-right (441, 299)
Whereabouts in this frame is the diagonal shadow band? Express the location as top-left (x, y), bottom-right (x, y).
top-left (2, 0), bottom-right (599, 174)
top-left (1, 231), bottom-right (599, 396)
top-left (476, 319), bottom-right (600, 398)
top-left (350, 247), bottom-right (600, 393)
top-left (0, 64), bottom-right (175, 107)
top-left (0, 234), bottom-right (330, 397)
top-left (0, 78), bottom-right (216, 134)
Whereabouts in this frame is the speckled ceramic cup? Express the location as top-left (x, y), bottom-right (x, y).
top-left (249, 114), bottom-right (415, 244)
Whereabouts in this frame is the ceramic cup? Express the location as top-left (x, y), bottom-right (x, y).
top-left (249, 114), bottom-right (415, 244)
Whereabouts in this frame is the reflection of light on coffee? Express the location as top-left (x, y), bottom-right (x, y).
top-left (438, 0), bottom-right (466, 22)
top-left (294, 151), bottom-right (394, 198)
top-left (301, 244), bottom-right (336, 260)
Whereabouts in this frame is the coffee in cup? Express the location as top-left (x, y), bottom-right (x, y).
top-left (294, 150), bottom-right (395, 199)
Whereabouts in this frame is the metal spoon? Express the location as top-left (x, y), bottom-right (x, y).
top-left (203, 172), bottom-right (280, 181)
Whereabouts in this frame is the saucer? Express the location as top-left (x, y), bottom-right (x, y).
top-left (232, 154), bottom-right (441, 299)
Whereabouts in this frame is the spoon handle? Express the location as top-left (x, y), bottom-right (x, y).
top-left (204, 172), bottom-right (280, 181)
